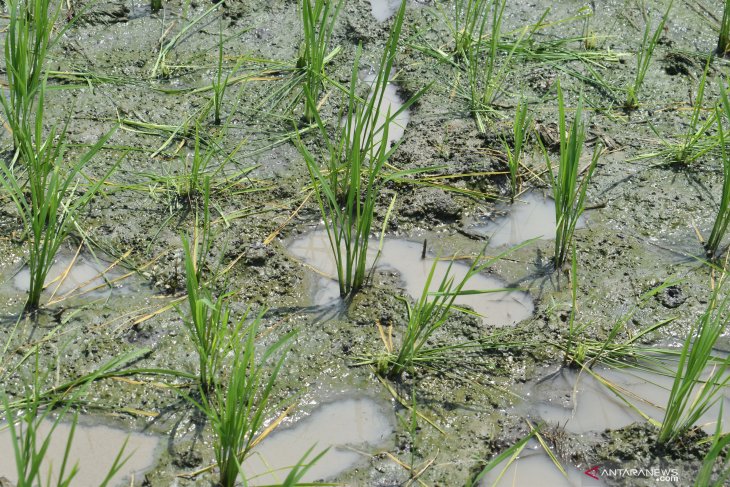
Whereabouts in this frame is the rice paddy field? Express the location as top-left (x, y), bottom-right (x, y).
top-left (2, 0), bottom-right (730, 486)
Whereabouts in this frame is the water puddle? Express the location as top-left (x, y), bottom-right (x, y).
top-left (368, 0), bottom-right (402, 22)
top-left (12, 253), bottom-right (126, 300)
top-left (0, 418), bottom-right (161, 486)
top-left (288, 231), bottom-right (534, 327)
top-left (242, 397), bottom-right (393, 485)
top-left (362, 73), bottom-right (409, 149)
top-left (474, 192), bottom-right (586, 247)
top-left (527, 364), bottom-right (730, 435)
top-left (477, 441), bottom-right (602, 486)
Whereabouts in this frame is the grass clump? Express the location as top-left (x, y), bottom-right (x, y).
top-left (296, 0), bottom-right (426, 298)
top-left (541, 81), bottom-right (600, 269)
top-left (657, 278), bottom-right (730, 445)
top-left (625, 0), bottom-right (672, 110)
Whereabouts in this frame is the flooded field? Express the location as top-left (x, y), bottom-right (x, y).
top-left (0, 0), bottom-right (729, 486)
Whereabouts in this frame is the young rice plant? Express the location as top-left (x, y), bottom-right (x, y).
top-left (503, 98), bottom-right (531, 202)
top-left (625, 0), bottom-right (672, 110)
top-left (296, 0), bottom-right (427, 298)
top-left (198, 311), bottom-right (294, 487)
top-left (298, 0), bottom-right (343, 122)
top-left (658, 278), bottom-right (730, 445)
top-left (542, 81), bottom-right (600, 269)
top-left (706, 83), bottom-right (730, 258)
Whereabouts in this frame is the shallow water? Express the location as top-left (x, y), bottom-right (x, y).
top-left (477, 441), bottom-right (602, 486)
top-left (288, 231), bottom-right (534, 327)
top-left (13, 254), bottom-right (117, 298)
top-left (362, 73), bottom-right (410, 150)
top-left (242, 397), bottom-right (393, 485)
top-left (368, 0), bottom-right (402, 22)
top-left (0, 418), bottom-right (161, 486)
top-left (528, 364), bottom-right (730, 435)
top-left (475, 192), bottom-right (586, 247)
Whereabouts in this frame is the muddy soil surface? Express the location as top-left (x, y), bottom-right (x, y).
top-left (1, 0), bottom-right (729, 486)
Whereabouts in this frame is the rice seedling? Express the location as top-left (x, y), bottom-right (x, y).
top-left (450, 0), bottom-right (491, 59)
top-left (212, 20), bottom-right (228, 126)
top-left (1, 353), bottom-right (130, 487)
top-left (669, 58), bottom-right (716, 165)
top-left (637, 58), bottom-right (718, 166)
top-left (180, 127), bottom-right (217, 204)
top-left (178, 180), bottom-right (226, 393)
top-left (295, 0), bottom-right (427, 298)
top-left (464, 0), bottom-right (527, 132)
top-left (0, 0), bottom-right (119, 312)
top-left (297, 0), bottom-right (343, 122)
top-left (502, 98), bottom-right (531, 202)
top-left (720, 0), bottom-right (730, 56)
top-left (657, 277), bottom-right (730, 445)
top-left (198, 311), bottom-right (294, 487)
top-left (1, 0), bottom-right (61, 152)
top-left (555, 250), bottom-right (676, 368)
top-left (694, 406), bottom-right (730, 487)
top-left (581, 5), bottom-right (597, 50)
top-left (0, 109), bottom-right (117, 311)
top-left (362, 242), bottom-right (531, 378)
top-left (377, 254), bottom-right (482, 379)
top-left (468, 422), bottom-right (559, 487)
top-left (277, 446), bottom-right (330, 487)
top-left (541, 81), bottom-right (600, 269)
top-left (625, 0), bottom-right (673, 110)
top-left (150, 2), bottom-right (221, 78)
top-left (706, 86), bottom-right (730, 258)
top-left (466, 432), bottom-right (535, 486)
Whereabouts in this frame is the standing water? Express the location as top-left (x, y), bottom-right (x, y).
top-left (475, 192), bottom-right (586, 247)
top-left (477, 441), bottom-right (603, 486)
top-left (288, 231), bottom-right (534, 327)
top-left (0, 419), bottom-right (161, 486)
top-left (368, 0), bottom-right (403, 22)
top-left (357, 72), bottom-right (410, 150)
top-left (526, 363), bottom-right (730, 435)
top-left (242, 397), bottom-right (393, 485)
top-left (12, 254), bottom-right (121, 298)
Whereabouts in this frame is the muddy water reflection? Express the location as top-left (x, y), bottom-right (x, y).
top-left (529, 364), bottom-right (730, 434)
top-left (242, 397), bottom-right (392, 485)
top-left (476, 192), bottom-right (586, 247)
top-left (478, 441), bottom-right (602, 486)
top-left (288, 231), bottom-right (534, 327)
top-left (13, 254), bottom-right (122, 298)
top-left (0, 418), bottom-right (161, 486)
top-left (368, 0), bottom-right (402, 21)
